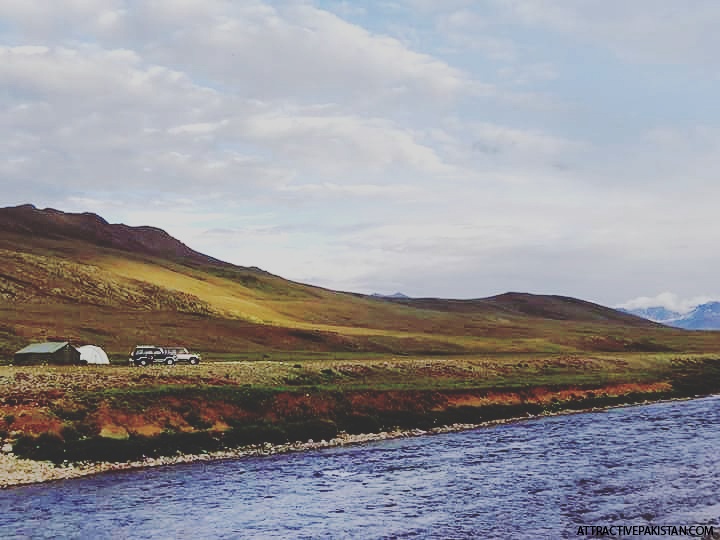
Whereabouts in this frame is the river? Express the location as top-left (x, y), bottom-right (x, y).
top-left (2, 396), bottom-right (719, 539)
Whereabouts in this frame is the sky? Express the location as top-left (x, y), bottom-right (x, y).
top-left (2, 1), bottom-right (720, 311)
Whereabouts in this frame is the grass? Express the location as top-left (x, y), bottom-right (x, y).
top-left (3, 353), bottom-right (719, 464)
top-left (4, 231), bottom-right (720, 360)
top-left (1, 352), bottom-right (714, 396)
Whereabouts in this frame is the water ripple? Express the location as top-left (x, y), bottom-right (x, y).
top-left (2, 396), bottom-right (720, 539)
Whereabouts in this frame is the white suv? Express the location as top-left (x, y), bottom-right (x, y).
top-left (163, 347), bottom-right (201, 365)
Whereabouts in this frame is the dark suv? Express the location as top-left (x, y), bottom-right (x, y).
top-left (129, 346), bottom-right (176, 367)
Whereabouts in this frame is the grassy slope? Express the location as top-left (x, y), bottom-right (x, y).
top-left (2, 228), bottom-right (720, 359)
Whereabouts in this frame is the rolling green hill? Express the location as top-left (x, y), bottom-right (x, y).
top-left (1, 204), bottom-right (719, 359)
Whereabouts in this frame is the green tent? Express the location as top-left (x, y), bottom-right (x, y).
top-left (13, 342), bottom-right (81, 365)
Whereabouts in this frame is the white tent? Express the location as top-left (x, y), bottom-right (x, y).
top-left (77, 345), bottom-right (110, 365)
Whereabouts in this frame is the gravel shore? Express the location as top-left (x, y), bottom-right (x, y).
top-left (1, 397), bottom-right (690, 489)
top-left (0, 423), bottom-right (483, 489)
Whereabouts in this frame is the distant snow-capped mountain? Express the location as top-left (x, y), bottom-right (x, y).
top-left (672, 302), bottom-right (720, 330)
top-left (619, 306), bottom-right (682, 323)
top-left (622, 302), bottom-right (720, 330)
top-left (371, 292), bottom-right (410, 299)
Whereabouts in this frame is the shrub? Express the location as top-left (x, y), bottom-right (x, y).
top-left (64, 437), bottom-right (138, 463)
top-left (14, 433), bottom-right (66, 464)
top-left (285, 419), bottom-right (338, 442)
top-left (60, 432), bottom-right (223, 463)
top-left (223, 423), bottom-right (288, 447)
top-left (51, 405), bottom-right (88, 421)
top-left (149, 431), bottom-right (222, 456)
top-left (375, 410), bottom-right (435, 431)
top-left (184, 411), bottom-right (214, 430)
top-left (436, 406), bottom-right (483, 425)
top-left (74, 419), bottom-right (102, 439)
top-left (60, 424), bottom-right (81, 442)
top-left (284, 373), bottom-right (323, 386)
top-left (672, 359), bottom-right (720, 396)
top-left (339, 414), bottom-right (381, 435)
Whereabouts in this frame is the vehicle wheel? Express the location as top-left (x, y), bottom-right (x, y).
top-left (189, 357), bottom-right (198, 365)
top-left (166, 358), bottom-right (175, 366)
top-left (138, 358), bottom-right (148, 367)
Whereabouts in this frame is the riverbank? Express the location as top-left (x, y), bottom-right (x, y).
top-left (0, 394), bottom-right (702, 489)
top-left (2, 354), bottom-right (719, 488)
top-left (0, 424), bottom-right (466, 488)
top-left (5, 393), bottom-right (720, 539)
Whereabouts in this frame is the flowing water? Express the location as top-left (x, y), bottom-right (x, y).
top-left (2, 396), bottom-right (720, 539)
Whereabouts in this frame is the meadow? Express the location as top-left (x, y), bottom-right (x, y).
top-left (2, 352), bottom-right (719, 464)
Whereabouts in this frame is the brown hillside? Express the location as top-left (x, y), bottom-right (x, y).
top-left (1, 203), bottom-right (718, 359)
top-left (0, 204), bottom-right (226, 267)
top-left (383, 292), bottom-right (658, 327)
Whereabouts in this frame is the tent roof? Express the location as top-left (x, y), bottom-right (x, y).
top-left (15, 342), bottom-right (71, 355)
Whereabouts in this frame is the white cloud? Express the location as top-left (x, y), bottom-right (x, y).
top-left (167, 121), bottom-right (229, 136)
top-left (241, 111), bottom-right (458, 177)
top-left (277, 182), bottom-right (421, 198)
top-left (2, 1), bottom-right (720, 305)
top-left (617, 293), bottom-right (719, 315)
top-left (0, 4), bottom-right (475, 202)
top-left (496, 0), bottom-right (720, 65)
top-left (116, 1), bottom-right (473, 107)
top-left (0, 1), bottom-right (125, 39)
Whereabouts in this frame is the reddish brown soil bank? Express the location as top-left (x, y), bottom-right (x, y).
top-left (2, 382), bottom-right (682, 464)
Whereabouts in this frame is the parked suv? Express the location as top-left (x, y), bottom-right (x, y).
top-left (129, 346), bottom-right (177, 367)
top-left (163, 347), bottom-right (201, 365)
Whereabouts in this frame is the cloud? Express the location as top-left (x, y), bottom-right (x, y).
top-left (0, 42), bottom-right (459, 202)
top-left (617, 293), bottom-right (719, 314)
top-left (47, 0), bottom-right (475, 106)
top-left (241, 110), bottom-right (458, 178)
top-left (277, 182), bottom-right (422, 198)
top-left (2, 1), bottom-right (720, 305)
top-left (0, 1), bottom-right (125, 40)
top-left (0, 4), bottom-right (477, 206)
top-left (495, 0), bottom-right (720, 65)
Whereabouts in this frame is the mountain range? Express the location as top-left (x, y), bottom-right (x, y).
top-left (2, 203), bottom-right (719, 358)
top-left (371, 292), bottom-right (411, 299)
top-left (621, 303), bottom-right (720, 330)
